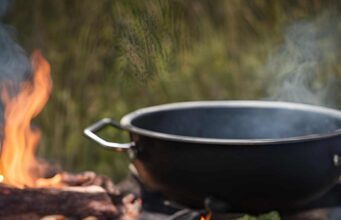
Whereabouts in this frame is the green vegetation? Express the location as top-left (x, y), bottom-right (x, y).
top-left (238, 211), bottom-right (280, 220)
top-left (3, 0), bottom-right (340, 184)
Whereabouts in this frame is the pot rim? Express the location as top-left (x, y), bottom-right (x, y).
top-left (120, 100), bottom-right (341, 145)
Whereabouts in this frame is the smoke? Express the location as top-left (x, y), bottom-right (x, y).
top-left (0, 0), bottom-right (31, 89)
top-left (267, 11), bottom-right (340, 107)
top-left (0, 0), bottom-right (8, 18)
top-left (0, 0), bottom-right (31, 140)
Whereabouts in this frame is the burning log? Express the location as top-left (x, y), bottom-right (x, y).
top-left (0, 51), bottom-right (141, 219)
top-left (0, 172), bottom-right (142, 220)
top-left (0, 183), bottom-right (117, 219)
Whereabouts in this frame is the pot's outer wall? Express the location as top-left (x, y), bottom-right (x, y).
top-left (130, 133), bottom-right (341, 213)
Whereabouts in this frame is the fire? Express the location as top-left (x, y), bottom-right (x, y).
top-left (0, 50), bottom-right (62, 188)
top-left (200, 212), bottom-right (212, 220)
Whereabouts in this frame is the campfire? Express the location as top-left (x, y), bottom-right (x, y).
top-left (0, 51), bottom-right (339, 220)
top-left (0, 3), bottom-right (340, 220)
top-left (0, 50), bottom-right (141, 220)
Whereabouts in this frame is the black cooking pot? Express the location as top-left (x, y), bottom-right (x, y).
top-left (84, 101), bottom-right (341, 213)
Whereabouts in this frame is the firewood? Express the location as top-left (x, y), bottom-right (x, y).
top-left (0, 184), bottom-right (118, 219)
top-left (61, 171), bottom-right (120, 196)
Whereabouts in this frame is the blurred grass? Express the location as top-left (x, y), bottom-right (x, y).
top-left (2, 0), bottom-right (340, 182)
top-left (238, 211), bottom-right (280, 220)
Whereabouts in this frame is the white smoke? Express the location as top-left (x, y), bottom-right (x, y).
top-left (267, 11), bottom-right (340, 107)
top-left (0, 0), bottom-right (31, 93)
top-left (0, 0), bottom-right (32, 139)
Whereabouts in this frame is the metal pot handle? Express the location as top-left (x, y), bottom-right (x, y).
top-left (84, 118), bottom-right (134, 151)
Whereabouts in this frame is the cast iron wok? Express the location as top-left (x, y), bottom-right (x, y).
top-left (84, 101), bottom-right (341, 213)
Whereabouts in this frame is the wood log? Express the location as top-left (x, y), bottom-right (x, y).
top-left (0, 184), bottom-right (118, 220)
top-left (61, 171), bottom-right (120, 196)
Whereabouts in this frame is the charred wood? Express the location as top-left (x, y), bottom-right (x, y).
top-left (0, 184), bottom-right (117, 219)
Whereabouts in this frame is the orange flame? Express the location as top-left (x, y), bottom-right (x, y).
top-left (200, 212), bottom-right (212, 220)
top-left (0, 50), bottom-right (62, 188)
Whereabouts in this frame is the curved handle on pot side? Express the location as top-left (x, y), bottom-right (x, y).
top-left (84, 118), bottom-right (134, 151)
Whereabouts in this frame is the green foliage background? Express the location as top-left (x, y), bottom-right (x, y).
top-left (3, 0), bottom-right (341, 182)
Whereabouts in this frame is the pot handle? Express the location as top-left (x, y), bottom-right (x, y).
top-left (84, 118), bottom-right (134, 151)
